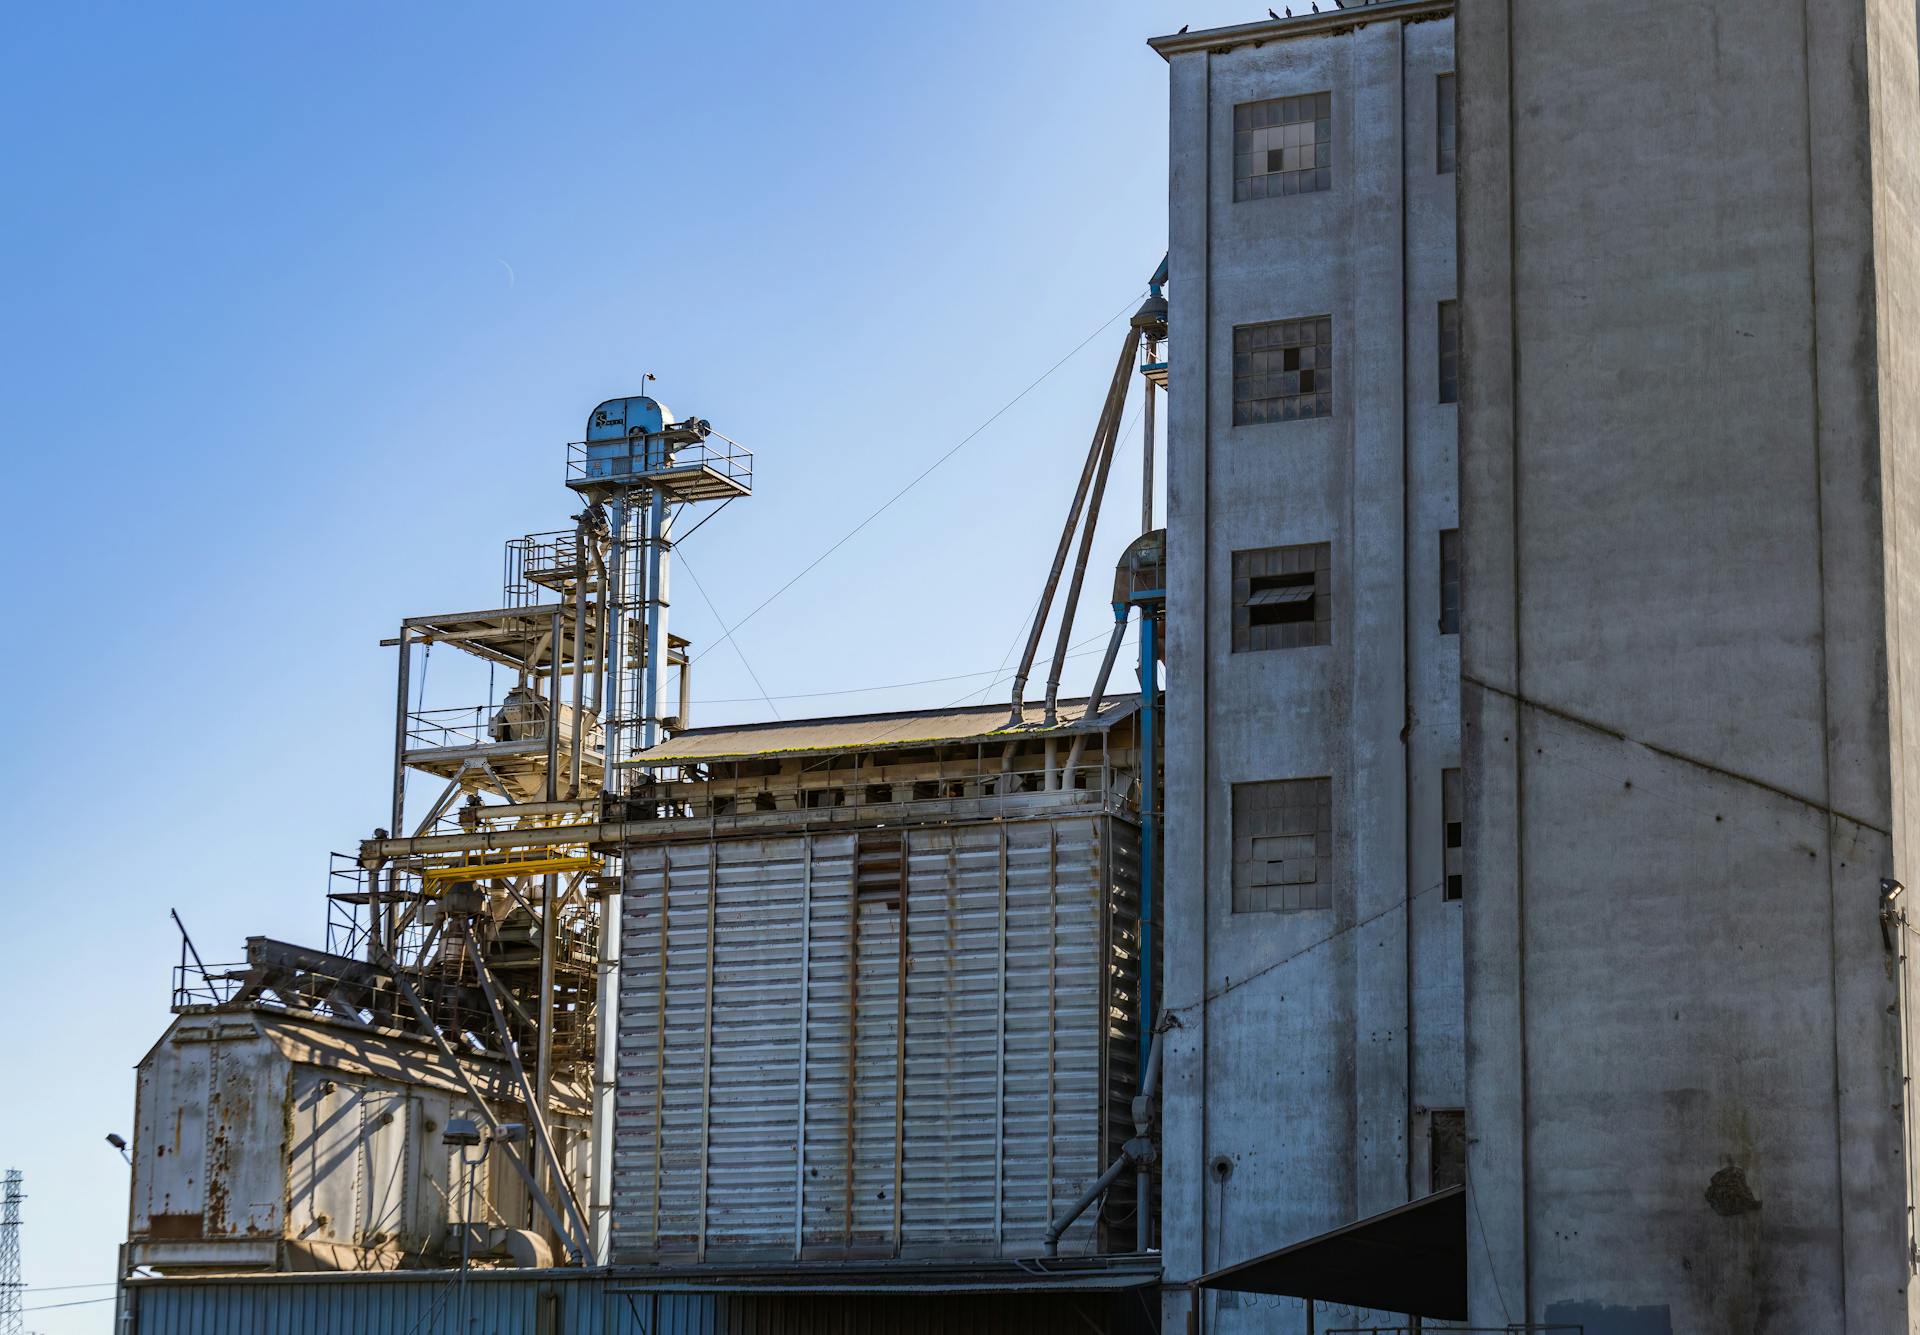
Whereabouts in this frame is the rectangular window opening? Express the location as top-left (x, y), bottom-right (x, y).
top-left (1233, 543), bottom-right (1331, 651)
top-left (1439, 528), bottom-right (1461, 635)
top-left (1438, 300), bottom-right (1460, 405)
top-left (1233, 318), bottom-right (1334, 425)
top-left (1437, 73), bottom-right (1457, 174)
top-left (1233, 92), bottom-right (1333, 202)
top-left (1233, 777), bottom-right (1334, 913)
top-left (1442, 767), bottom-right (1464, 901)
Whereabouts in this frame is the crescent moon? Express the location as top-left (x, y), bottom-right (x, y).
top-left (497, 258), bottom-right (516, 288)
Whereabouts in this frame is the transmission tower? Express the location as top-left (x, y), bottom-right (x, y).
top-left (0, 1169), bottom-right (21, 1335)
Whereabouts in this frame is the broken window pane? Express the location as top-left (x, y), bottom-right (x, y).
top-left (1442, 767), bottom-right (1464, 900)
top-left (1233, 92), bottom-right (1334, 199)
top-left (1234, 318), bottom-right (1334, 425)
top-left (1233, 777), bottom-right (1334, 913)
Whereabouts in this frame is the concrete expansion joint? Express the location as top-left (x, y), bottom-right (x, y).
top-left (1462, 672), bottom-right (1891, 838)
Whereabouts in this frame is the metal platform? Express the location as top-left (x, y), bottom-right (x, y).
top-left (402, 707), bottom-right (605, 801)
top-left (564, 436), bottom-right (752, 501)
top-left (390, 602), bottom-right (602, 672)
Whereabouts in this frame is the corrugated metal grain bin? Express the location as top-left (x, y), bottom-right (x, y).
top-left (609, 701), bottom-right (1146, 1264)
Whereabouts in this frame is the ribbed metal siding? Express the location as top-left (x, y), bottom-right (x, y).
top-left (802, 834), bottom-right (858, 1250)
top-left (124, 1273), bottom-right (715, 1335)
top-left (1100, 817), bottom-right (1143, 1241)
top-left (124, 1275), bottom-right (1154, 1335)
top-left (612, 812), bottom-right (1141, 1262)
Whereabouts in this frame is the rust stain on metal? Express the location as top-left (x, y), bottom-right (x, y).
top-left (144, 1212), bottom-right (205, 1241)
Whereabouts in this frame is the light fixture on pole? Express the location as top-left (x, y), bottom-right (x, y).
top-left (445, 1118), bottom-right (484, 1334)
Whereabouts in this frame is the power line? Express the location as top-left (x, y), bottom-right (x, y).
top-left (18, 1283), bottom-right (117, 1293)
top-left (676, 553), bottom-right (780, 719)
top-left (1162, 878), bottom-right (1451, 1021)
top-left (684, 625), bottom-right (1131, 706)
top-left (19, 1295), bottom-right (117, 1314)
top-left (976, 378), bottom-right (1147, 708)
top-left (691, 289), bottom-right (1148, 668)
top-left (792, 625), bottom-right (1145, 781)
top-left (975, 588), bottom-right (1050, 707)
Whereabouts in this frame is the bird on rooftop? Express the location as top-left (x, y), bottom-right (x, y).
top-left (1178, 22), bottom-right (1189, 31)
top-left (1269, 7), bottom-right (1280, 16)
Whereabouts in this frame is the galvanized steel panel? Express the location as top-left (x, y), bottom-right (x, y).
top-left (288, 1070), bottom-right (360, 1246)
top-left (132, 1012), bottom-right (590, 1270)
top-left (135, 1035), bottom-right (212, 1229)
top-left (614, 811), bottom-right (1142, 1262)
top-left (799, 834), bottom-right (857, 1252)
top-left (705, 836), bottom-right (807, 1252)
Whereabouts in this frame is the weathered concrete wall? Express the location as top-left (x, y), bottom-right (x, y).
top-left (1158, 8), bottom-right (1459, 1332)
top-left (1457, 0), bottom-right (1920, 1330)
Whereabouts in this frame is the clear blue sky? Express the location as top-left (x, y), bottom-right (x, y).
top-left (0, 2), bottom-right (1260, 1327)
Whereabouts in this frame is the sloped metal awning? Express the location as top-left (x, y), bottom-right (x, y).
top-left (1197, 1185), bottom-right (1466, 1321)
top-left (629, 695), bottom-right (1141, 766)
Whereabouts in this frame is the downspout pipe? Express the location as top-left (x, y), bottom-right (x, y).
top-left (1133, 1015), bottom-right (1166, 1254)
top-left (1046, 1022), bottom-right (1164, 1257)
top-left (1043, 1152), bottom-right (1136, 1258)
top-left (1039, 329), bottom-right (1140, 726)
top-left (1008, 328), bottom-right (1141, 726)
top-left (1061, 606), bottom-right (1130, 787)
top-left (1138, 602), bottom-right (1159, 1076)
top-left (1040, 370), bottom-right (1128, 727)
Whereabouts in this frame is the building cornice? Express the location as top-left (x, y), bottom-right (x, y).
top-left (1148, 0), bottom-right (1454, 62)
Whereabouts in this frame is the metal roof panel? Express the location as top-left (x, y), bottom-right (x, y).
top-left (630, 696), bottom-right (1140, 765)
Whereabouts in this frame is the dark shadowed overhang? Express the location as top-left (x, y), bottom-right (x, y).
top-left (1196, 1185), bottom-right (1466, 1320)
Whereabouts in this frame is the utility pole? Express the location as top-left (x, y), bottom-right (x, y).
top-left (0, 1169), bottom-right (23, 1335)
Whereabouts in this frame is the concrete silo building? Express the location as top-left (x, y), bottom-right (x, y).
top-left (1153, 0), bottom-right (1920, 1331)
top-left (1151, 3), bottom-right (1464, 1330)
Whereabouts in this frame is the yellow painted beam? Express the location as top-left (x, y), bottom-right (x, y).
top-left (420, 853), bottom-right (597, 885)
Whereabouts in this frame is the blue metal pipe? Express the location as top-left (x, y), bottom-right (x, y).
top-left (1136, 601), bottom-right (1157, 1077)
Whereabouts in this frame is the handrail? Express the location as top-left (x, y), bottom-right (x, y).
top-left (564, 434), bottom-right (752, 493)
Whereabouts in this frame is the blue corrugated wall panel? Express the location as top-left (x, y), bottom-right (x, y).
top-left (123, 1273), bottom-right (1155, 1334)
top-left (125, 1272), bottom-right (720, 1335)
